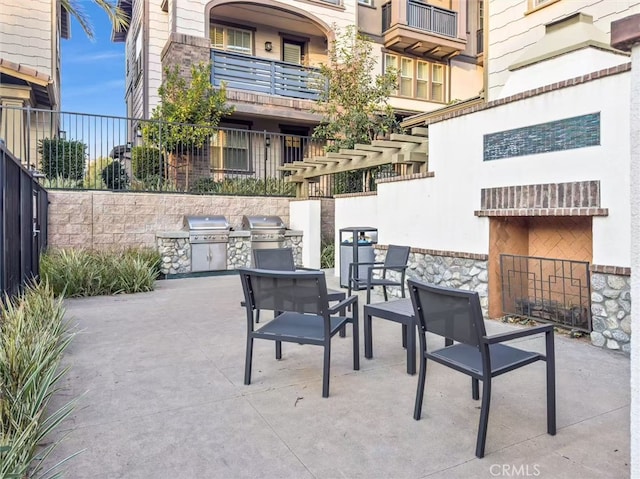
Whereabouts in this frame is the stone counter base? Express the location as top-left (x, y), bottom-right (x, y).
top-left (590, 271), bottom-right (631, 353)
top-left (157, 232), bottom-right (303, 275)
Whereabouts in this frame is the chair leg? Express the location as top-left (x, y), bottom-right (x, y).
top-left (402, 324), bottom-right (407, 348)
top-left (475, 377), bottom-right (492, 458)
top-left (255, 310), bottom-right (260, 324)
top-left (244, 337), bottom-right (253, 385)
top-left (275, 341), bottom-right (282, 360)
top-left (366, 284), bottom-right (371, 304)
top-left (352, 310), bottom-right (360, 371)
top-left (322, 344), bottom-right (331, 398)
top-left (472, 378), bottom-right (480, 400)
top-left (383, 286), bottom-right (388, 301)
top-left (413, 354), bottom-right (427, 420)
top-left (546, 330), bottom-right (557, 435)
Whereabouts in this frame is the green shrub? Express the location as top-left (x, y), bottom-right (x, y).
top-left (84, 157), bottom-right (111, 189)
top-left (131, 146), bottom-right (164, 180)
top-left (190, 177), bottom-right (295, 196)
top-left (40, 247), bottom-right (162, 297)
top-left (320, 240), bottom-right (335, 269)
top-left (101, 160), bottom-right (129, 190)
top-left (0, 282), bottom-right (76, 478)
top-left (38, 138), bottom-right (87, 180)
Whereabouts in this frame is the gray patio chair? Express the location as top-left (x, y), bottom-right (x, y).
top-left (250, 248), bottom-right (347, 329)
top-left (239, 268), bottom-right (359, 397)
top-left (408, 279), bottom-right (556, 458)
top-left (348, 244), bottom-right (410, 304)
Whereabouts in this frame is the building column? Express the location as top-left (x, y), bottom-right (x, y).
top-left (611, 14), bottom-right (640, 477)
top-left (0, 97), bottom-right (28, 162)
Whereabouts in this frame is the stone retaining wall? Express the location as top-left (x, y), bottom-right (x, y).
top-left (48, 190), bottom-right (292, 250)
top-left (374, 246), bottom-right (489, 315)
top-left (590, 272), bottom-right (632, 353)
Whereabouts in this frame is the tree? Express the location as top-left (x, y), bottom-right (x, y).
top-left (61, 0), bottom-right (129, 40)
top-left (143, 62), bottom-right (233, 151)
top-left (312, 25), bottom-right (400, 152)
top-left (142, 62), bottom-right (233, 188)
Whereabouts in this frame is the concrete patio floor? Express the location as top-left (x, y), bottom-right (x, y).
top-left (45, 272), bottom-right (630, 478)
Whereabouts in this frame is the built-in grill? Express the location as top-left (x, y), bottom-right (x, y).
top-left (184, 215), bottom-right (231, 272)
top-left (241, 215), bottom-right (286, 251)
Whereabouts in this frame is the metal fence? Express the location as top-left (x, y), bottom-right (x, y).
top-left (500, 254), bottom-right (591, 332)
top-left (0, 142), bottom-right (48, 298)
top-left (0, 106), bottom-right (343, 197)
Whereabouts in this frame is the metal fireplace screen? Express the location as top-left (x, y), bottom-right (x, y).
top-left (500, 254), bottom-right (591, 332)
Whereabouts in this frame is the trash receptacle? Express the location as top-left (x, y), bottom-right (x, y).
top-left (339, 227), bottom-right (378, 288)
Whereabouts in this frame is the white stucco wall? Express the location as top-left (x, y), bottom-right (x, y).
top-left (487, 0), bottom-right (640, 101)
top-left (336, 71), bottom-right (631, 269)
top-left (629, 44), bottom-right (640, 479)
top-left (289, 200), bottom-right (321, 269)
top-left (499, 48), bottom-right (629, 99)
top-left (334, 195), bottom-right (378, 277)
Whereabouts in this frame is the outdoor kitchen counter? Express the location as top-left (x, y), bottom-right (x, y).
top-left (155, 230), bottom-right (303, 275)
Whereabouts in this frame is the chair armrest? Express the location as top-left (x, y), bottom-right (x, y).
top-left (328, 295), bottom-right (358, 315)
top-left (296, 266), bottom-right (319, 271)
top-left (482, 324), bottom-right (554, 345)
top-left (350, 262), bottom-right (384, 282)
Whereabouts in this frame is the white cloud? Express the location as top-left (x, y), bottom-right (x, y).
top-left (65, 51), bottom-right (124, 63)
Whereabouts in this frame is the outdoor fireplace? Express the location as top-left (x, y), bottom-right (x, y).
top-left (500, 254), bottom-right (592, 332)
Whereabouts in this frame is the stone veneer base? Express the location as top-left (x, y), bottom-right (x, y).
top-left (373, 247), bottom-right (632, 354)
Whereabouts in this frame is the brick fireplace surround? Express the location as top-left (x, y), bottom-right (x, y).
top-left (476, 180), bottom-right (631, 352)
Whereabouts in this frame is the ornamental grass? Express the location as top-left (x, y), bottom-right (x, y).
top-left (0, 282), bottom-right (77, 478)
top-left (40, 247), bottom-right (162, 297)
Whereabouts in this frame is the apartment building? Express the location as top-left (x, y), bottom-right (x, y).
top-left (359, 0), bottom-right (484, 115)
top-left (113, 0), bottom-right (483, 185)
top-left (0, 0), bottom-right (68, 164)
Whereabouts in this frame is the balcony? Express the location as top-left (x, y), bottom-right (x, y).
top-left (381, 0), bottom-right (466, 59)
top-left (211, 50), bottom-right (324, 101)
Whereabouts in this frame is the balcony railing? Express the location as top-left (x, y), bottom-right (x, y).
top-left (477, 28), bottom-right (484, 54)
top-left (211, 50), bottom-right (324, 101)
top-left (382, 1), bottom-right (458, 39)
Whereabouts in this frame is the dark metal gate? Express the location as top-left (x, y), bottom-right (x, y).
top-left (0, 143), bottom-right (48, 298)
top-left (500, 254), bottom-right (591, 332)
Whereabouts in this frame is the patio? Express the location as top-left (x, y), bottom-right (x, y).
top-left (45, 272), bottom-right (630, 478)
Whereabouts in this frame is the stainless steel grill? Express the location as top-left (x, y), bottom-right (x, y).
top-left (184, 215), bottom-right (231, 272)
top-left (241, 215), bottom-right (286, 250)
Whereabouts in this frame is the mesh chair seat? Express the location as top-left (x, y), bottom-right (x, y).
top-left (430, 343), bottom-right (542, 377)
top-left (254, 312), bottom-right (349, 343)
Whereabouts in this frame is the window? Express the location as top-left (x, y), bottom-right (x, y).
top-left (384, 53), bottom-right (398, 95)
top-left (210, 25), bottom-right (252, 55)
top-left (384, 53), bottom-right (447, 102)
top-left (400, 58), bottom-right (413, 97)
top-left (431, 64), bottom-right (444, 102)
top-left (416, 61), bottom-right (428, 99)
top-left (211, 125), bottom-right (250, 171)
top-left (358, 0), bottom-right (373, 5)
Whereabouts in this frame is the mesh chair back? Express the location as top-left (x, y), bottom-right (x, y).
top-left (384, 245), bottom-right (410, 272)
top-left (408, 279), bottom-right (486, 347)
top-left (252, 248), bottom-right (296, 270)
top-left (239, 268), bottom-right (329, 315)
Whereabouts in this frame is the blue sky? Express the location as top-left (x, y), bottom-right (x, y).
top-left (61, 1), bottom-right (126, 117)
